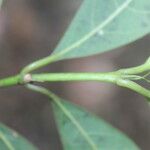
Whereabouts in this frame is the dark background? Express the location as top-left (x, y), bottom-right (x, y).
top-left (0, 0), bottom-right (150, 149)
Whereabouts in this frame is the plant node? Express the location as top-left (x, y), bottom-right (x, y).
top-left (23, 74), bottom-right (32, 83)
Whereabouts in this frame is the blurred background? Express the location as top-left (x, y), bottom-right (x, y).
top-left (0, 0), bottom-right (150, 149)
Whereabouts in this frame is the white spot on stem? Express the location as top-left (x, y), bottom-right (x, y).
top-left (24, 74), bottom-right (32, 83)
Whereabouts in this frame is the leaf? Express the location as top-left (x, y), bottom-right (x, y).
top-left (0, 123), bottom-right (37, 150)
top-left (53, 99), bottom-right (140, 150)
top-left (26, 84), bottom-right (140, 150)
top-left (53, 0), bottom-right (150, 60)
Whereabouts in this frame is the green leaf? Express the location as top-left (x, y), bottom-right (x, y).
top-left (26, 84), bottom-right (140, 150)
top-left (0, 123), bottom-right (37, 150)
top-left (53, 0), bottom-right (150, 60)
top-left (53, 99), bottom-right (140, 150)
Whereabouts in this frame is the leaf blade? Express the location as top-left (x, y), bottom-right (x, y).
top-left (0, 123), bottom-right (37, 150)
top-left (52, 0), bottom-right (150, 60)
top-left (53, 99), bottom-right (140, 150)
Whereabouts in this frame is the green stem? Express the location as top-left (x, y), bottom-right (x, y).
top-left (0, 71), bottom-right (150, 99)
top-left (118, 56), bottom-right (150, 75)
top-left (0, 72), bottom-right (118, 88)
top-left (31, 73), bottom-right (150, 99)
top-left (116, 79), bottom-right (150, 99)
top-left (0, 75), bottom-right (20, 87)
top-left (0, 56), bottom-right (150, 99)
top-left (31, 72), bottom-right (118, 83)
top-left (27, 84), bottom-right (98, 150)
top-left (21, 0), bottom-right (133, 74)
top-left (1, 56), bottom-right (149, 88)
